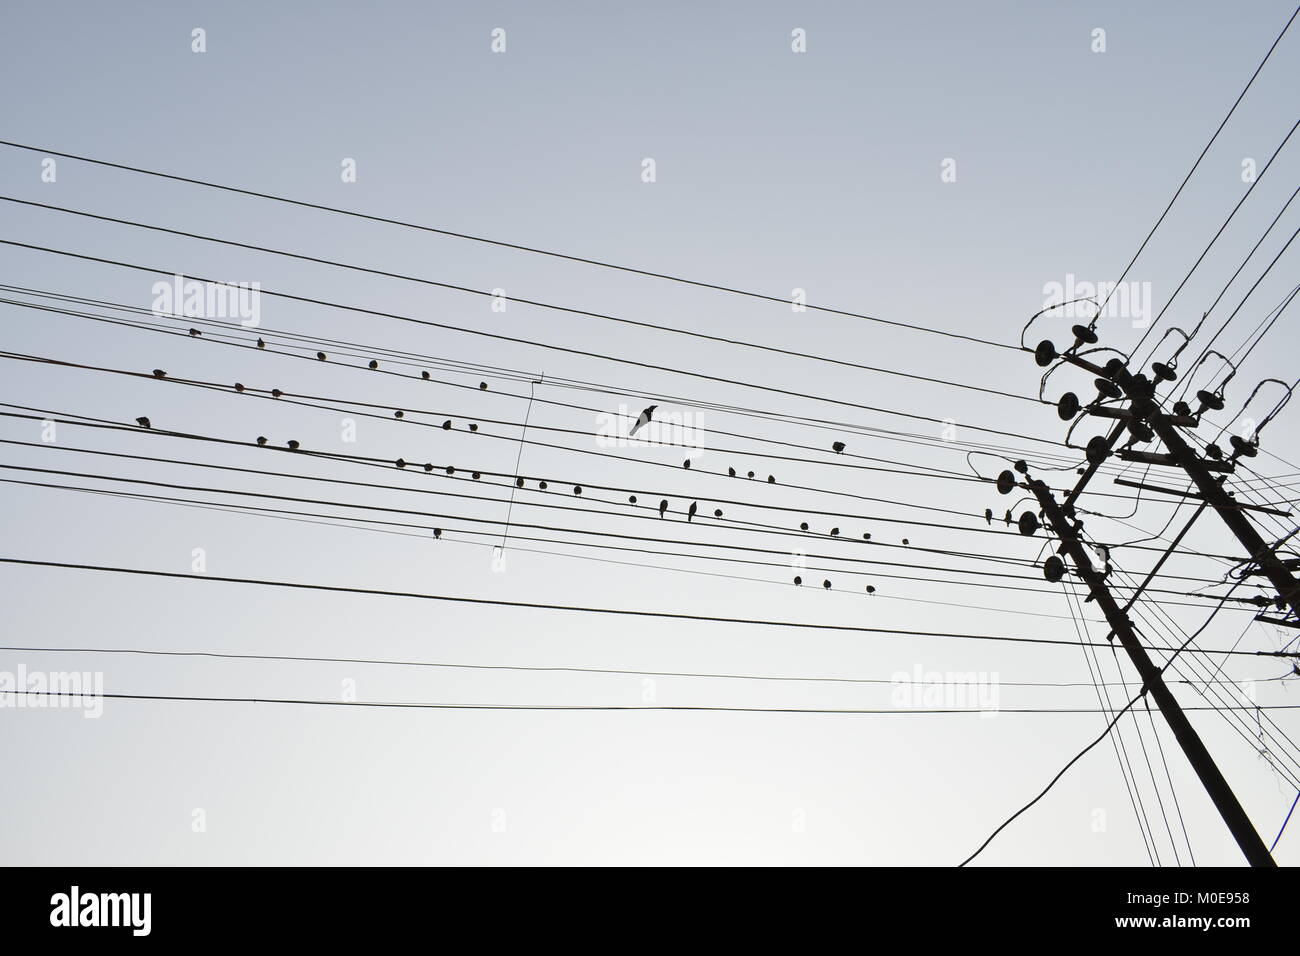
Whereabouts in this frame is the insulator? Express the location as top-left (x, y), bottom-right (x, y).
top-left (1095, 378), bottom-right (1122, 399)
top-left (1017, 511), bottom-right (1040, 536)
top-left (1057, 392), bottom-right (1080, 421)
top-left (1151, 361), bottom-right (1177, 383)
top-left (1196, 389), bottom-right (1225, 412)
top-left (1043, 556), bottom-right (1066, 583)
top-left (1034, 339), bottom-right (1058, 368)
top-left (1229, 435), bottom-right (1259, 458)
top-left (1071, 324), bottom-right (1099, 345)
top-left (996, 469), bottom-right (1017, 495)
top-left (1085, 435), bottom-right (1111, 464)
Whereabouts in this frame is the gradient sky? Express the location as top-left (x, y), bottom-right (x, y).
top-left (1, 0), bottom-right (1298, 865)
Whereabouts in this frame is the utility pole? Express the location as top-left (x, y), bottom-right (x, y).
top-left (1018, 330), bottom-right (1282, 866)
top-left (1018, 471), bottom-right (1276, 867)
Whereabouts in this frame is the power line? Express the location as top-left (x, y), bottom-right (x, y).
top-left (0, 140), bottom-right (1019, 352)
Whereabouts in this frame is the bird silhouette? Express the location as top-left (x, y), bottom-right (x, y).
top-left (256, 436), bottom-right (267, 446)
top-left (984, 508), bottom-right (993, 525)
top-left (902, 538), bottom-right (910, 545)
top-left (1004, 509), bottom-right (1013, 526)
top-left (479, 382), bottom-right (488, 390)
top-left (423, 463), bottom-right (433, 472)
top-left (135, 417), bottom-right (151, 428)
top-left (152, 369), bottom-right (166, 378)
top-left (396, 459), bottom-right (407, 469)
top-left (445, 466), bottom-right (455, 475)
top-left (468, 424), bottom-right (478, 432)
top-left (800, 522), bottom-right (809, 531)
top-left (472, 471), bottom-right (481, 480)
top-left (234, 383), bottom-right (245, 393)
top-left (866, 585), bottom-right (876, 594)
top-left (793, 576), bottom-right (802, 586)
top-left (368, 360), bottom-right (379, 370)
top-left (539, 481), bottom-right (549, 490)
top-left (629, 404), bottom-right (657, 437)
top-left (767, 475), bottom-right (775, 483)
top-left (573, 486), bottom-right (583, 495)
top-left (822, 580), bottom-right (832, 590)
top-left (317, 352), bottom-right (327, 361)
top-left (256, 338), bottom-right (266, 349)
top-left (747, 471), bottom-right (755, 479)
top-left (830, 527), bottom-right (840, 536)
top-left (688, 502), bottom-right (698, 522)
top-left (271, 389), bottom-right (283, 398)
top-left (287, 440), bottom-right (300, 450)
top-left (515, 477), bottom-right (524, 488)
top-left (433, 528), bottom-right (442, 539)
top-left (421, 371), bottom-right (430, 380)
top-left (728, 467), bottom-right (736, 477)
top-left (832, 441), bottom-right (846, 454)
top-left (658, 499), bottom-right (668, 518)
top-left (628, 495), bottom-right (638, 505)
top-left (683, 459), bottom-right (691, 469)
top-left (188, 328), bottom-right (201, 337)
top-left (442, 420), bottom-right (452, 430)
top-left (714, 508), bottom-right (723, 518)
top-left (394, 410), bottom-right (404, 419)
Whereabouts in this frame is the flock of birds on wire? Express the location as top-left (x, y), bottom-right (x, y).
top-left (132, 367), bottom-right (898, 595)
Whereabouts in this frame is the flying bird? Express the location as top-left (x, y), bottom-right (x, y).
top-left (629, 404), bottom-right (657, 437)
top-left (832, 441), bottom-right (846, 454)
top-left (135, 417), bottom-right (150, 428)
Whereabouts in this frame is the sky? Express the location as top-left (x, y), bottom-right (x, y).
top-left (0, 0), bottom-right (1298, 865)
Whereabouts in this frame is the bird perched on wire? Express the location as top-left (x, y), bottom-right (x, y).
top-left (658, 499), bottom-right (668, 518)
top-left (629, 404), bottom-right (657, 437)
top-left (256, 436), bottom-right (267, 446)
top-left (688, 502), bottom-right (698, 522)
top-left (984, 508), bottom-right (993, 525)
top-left (135, 417), bottom-right (151, 428)
top-left (368, 359), bottom-right (379, 370)
top-left (152, 369), bottom-right (166, 379)
top-left (832, 441), bottom-right (846, 454)
top-left (317, 352), bottom-right (327, 361)
top-left (256, 338), bottom-right (266, 349)
top-left (287, 440), bottom-right (300, 450)
top-left (188, 328), bottom-right (202, 337)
